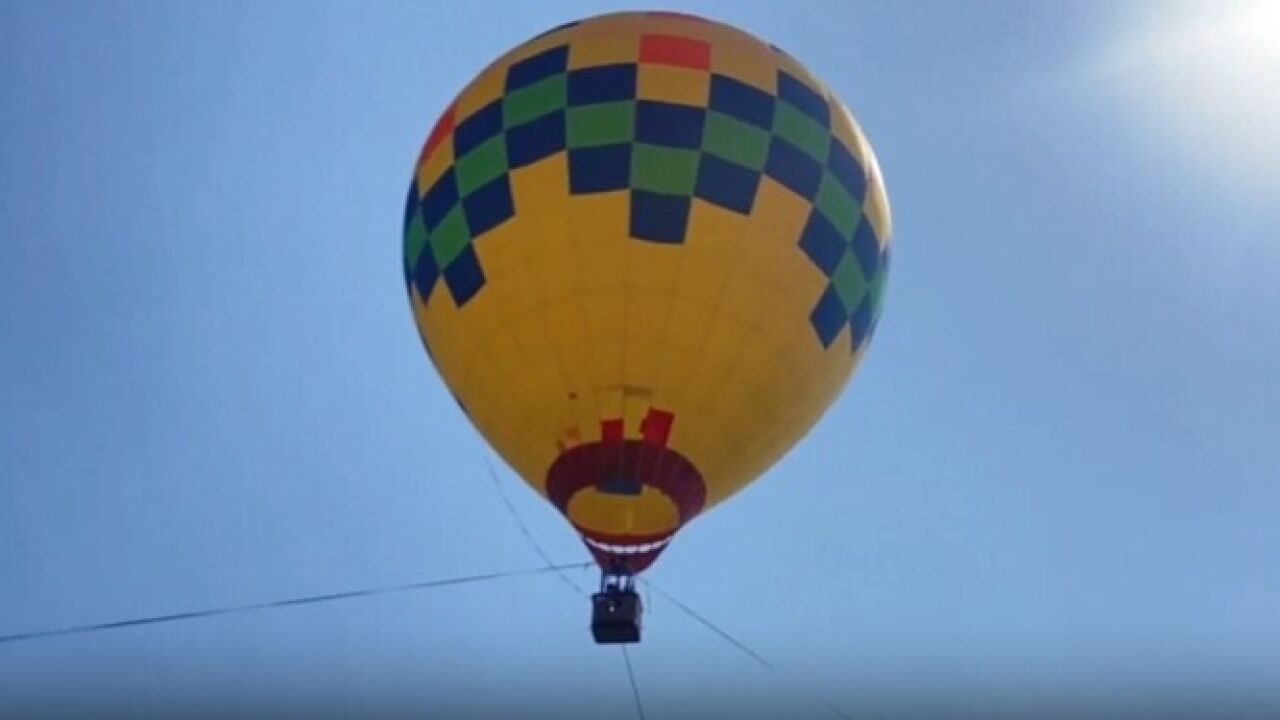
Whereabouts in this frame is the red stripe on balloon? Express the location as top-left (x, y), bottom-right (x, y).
top-left (639, 34), bottom-right (711, 70)
top-left (640, 409), bottom-right (674, 446)
top-left (601, 419), bottom-right (624, 444)
top-left (420, 104), bottom-right (456, 164)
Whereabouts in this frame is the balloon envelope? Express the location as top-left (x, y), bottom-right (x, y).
top-left (403, 11), bottom-right (891, 573)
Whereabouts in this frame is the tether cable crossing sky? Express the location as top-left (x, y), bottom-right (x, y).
top-left (641, 579), bottom-right (854, 720)
top-left (5, 462), bottom-right (850, 718)
top-left (0, 562), bottom-right (590, 647)
top-left (621, 645), bottom-right (647, 720)
top-left (486, 458), bottom-right (851, 720)
top-left (484, 454), bottom-right (589, 598)
top-left (487, 457), bottom-right (648, 720)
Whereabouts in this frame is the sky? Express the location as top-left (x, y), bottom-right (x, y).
top-left (2, 0), bottom-right (1279, 717)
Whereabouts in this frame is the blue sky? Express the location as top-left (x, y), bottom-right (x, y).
top-left (3, 1), bottom-right (1279, 716)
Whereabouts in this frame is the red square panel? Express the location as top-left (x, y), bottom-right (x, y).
top-left (640, 34), bottom-right (711, 70)
top-left (641, 409), bottom-right (674, 446)
top-left (601, 418), bottom-right (624, 444)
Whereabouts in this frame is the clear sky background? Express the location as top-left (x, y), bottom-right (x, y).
top-left (2, 1), bottom-right (1278, 717)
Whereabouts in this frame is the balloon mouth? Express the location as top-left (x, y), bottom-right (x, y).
top-left (583, 535), bottom-right (673, 555)
top-left (577, 529), bottom-right (678, 574)
top-left (546, 439), bottom-right (706, 574)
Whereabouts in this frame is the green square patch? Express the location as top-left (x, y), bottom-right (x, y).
top-left (831, 249), bottom-right (868, 312)
top-left (405, 211), bottom-right (428, 270)
top-left (631, 143), bottom-right (699, 196)
top-left (503, 73), bottom-right (568, 128)
top-left (702, 111), bottom-right (770, 171)
top-left (567, 101), bottom-right (635, 148)
top-left (455, 135), bottom-right (509, 196)
top-left (867, 264), bottom-right (888, 323)
top-left (429, 205), bottom-right (471, 268)
top-left (773, 101), bottom-right (830, 163)
top-left (815, 171), bottom-right (861, 240)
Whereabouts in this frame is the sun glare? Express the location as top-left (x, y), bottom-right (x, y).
top-left (1094, 0), bottom-right (1280, 190)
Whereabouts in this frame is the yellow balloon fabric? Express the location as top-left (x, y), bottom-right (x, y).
top-left (403, 11), bottom-right (891, 573)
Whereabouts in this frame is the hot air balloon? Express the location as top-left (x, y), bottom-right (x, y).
top-left (402, 11), bottom-right (890, 643)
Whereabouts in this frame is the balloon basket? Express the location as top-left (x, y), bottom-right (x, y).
top-left (590, 572), bottom-right (642, 644)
